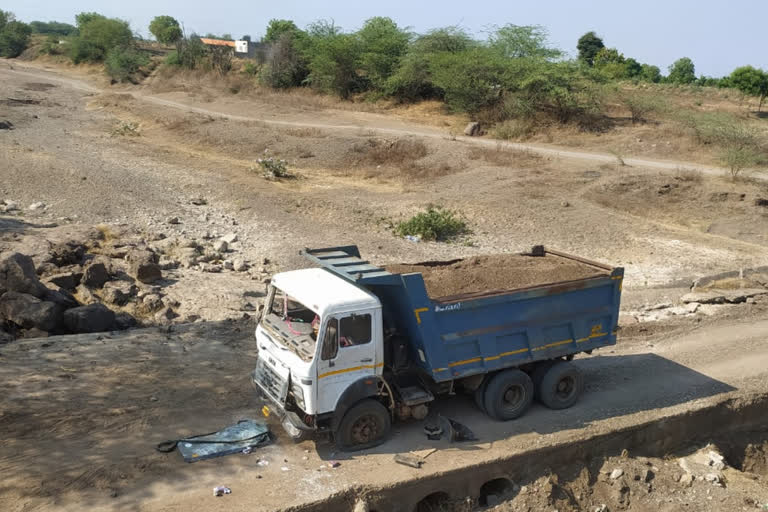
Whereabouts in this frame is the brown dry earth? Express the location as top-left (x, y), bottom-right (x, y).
top-left (1, 59), bottom-right (768, 512)
top-left (387, 253), bottom-right (607, 299)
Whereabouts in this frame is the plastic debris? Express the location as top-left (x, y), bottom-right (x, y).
top-left (213, 486), bottom-right (231, 497)
top-left (440, 414), bottom-right (477, 442)
top-left (257, 459), bottom-right (269, 466)
top-left (404, 235), bottom-right (421, 243)
top-left (242, 447), bottom-right (252, 455)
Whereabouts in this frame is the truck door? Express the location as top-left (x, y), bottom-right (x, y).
top-left (316, 311), bottom-right (378, 414)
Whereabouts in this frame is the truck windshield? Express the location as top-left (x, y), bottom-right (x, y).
top-left (261, 286), bottom-right (318, 362)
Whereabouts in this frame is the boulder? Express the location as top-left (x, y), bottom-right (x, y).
top-left (63, 303), bottom-right (115, 333)
top-left (221, 232), bottom-right (239, 244)
top-left (142, 293), bottom-right (164, 312)
top-left (82, 260), bottom-right (110, 288)
top-left (48, 241), bottom-right (86, 266)
top-left (0, 253), bottom-right (49, 298)
top-left (75, 284), bottom-right (99, 305)
top-left (463, 122), bottom-right (481, 136)
top-left (682, 289), bottom-right (768, 305)
top-left (0, 291), bottom-right (63, 331)
top-left (114, 312), bottom-right (138, 330)
top-left (43, 287), bottom-right (79, 309)
top-left (233, 258), bottom-right (248, 272)
top-left (44, 270), bottom-right (83, 291)
top-left (213, 239), bottom-right (228, 253)
top-left (223, 259), bottom-right (234, 270)
top-left (177, 247), bottom-right (200, 268)
top-left (127, 249), bottom-right (162, 284)
top-left (102, 281), bottom-right (137, 306)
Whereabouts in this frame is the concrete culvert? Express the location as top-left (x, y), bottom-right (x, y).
top-left (414, 491), bottom-right (451, 512)
top-left (479, 478), bottom-right (515, 507)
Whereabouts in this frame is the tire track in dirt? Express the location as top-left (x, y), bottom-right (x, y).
top-left (4, 62), bottom-right (767, 181)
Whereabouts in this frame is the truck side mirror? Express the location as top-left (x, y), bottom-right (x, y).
top-left (321, 318), bottom-right (338, 361)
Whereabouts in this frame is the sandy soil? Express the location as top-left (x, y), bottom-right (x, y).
top-left (387, 252), bottom-right (607, 299)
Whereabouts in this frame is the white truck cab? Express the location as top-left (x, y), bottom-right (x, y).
top-left (253, 268), bottom-right (388, 447)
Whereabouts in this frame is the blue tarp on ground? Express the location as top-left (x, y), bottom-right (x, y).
top-left (176, 419), bottom-right (270, 463)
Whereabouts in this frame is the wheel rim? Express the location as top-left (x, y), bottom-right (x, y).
top-left (501, 384), bottom-right (525, 412)
top-left (555, 376), bottom-right (576, 400)
top-left (350, 414), bottom-right (380, 444)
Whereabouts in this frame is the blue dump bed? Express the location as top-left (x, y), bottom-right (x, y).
top-left (303, 246), bottom-right (623, 383)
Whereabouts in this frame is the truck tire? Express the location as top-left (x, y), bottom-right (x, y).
top-left (473, 378), bottom-right (488, 413)
top-left (483, 369), bottom-right (533, 421)
top-left (336, 399), bottom-right (391, 452)
top-left (537, 361), bottom-right (583, 410)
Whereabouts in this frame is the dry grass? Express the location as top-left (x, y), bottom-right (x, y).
top-left (468, 144), bottom-right (543, 167)
top-left (352, 137), bottom-right (429, 165)
top-left (286, 127), bottom-right (328, 138)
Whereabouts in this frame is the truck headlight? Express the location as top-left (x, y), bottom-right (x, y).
top-left (291, 381), bottom-right (306, 410)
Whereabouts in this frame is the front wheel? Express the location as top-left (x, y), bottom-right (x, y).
top-left (336, 399), bottom-right (391, 452)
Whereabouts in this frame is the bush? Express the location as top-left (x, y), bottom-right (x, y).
top-left (618, 92), bottom-right (665, 124)
top-left (492, 118), bottom-right (537, 140)
top-left (720, 146), bottom-right (761, 179)
top-left (256, 157), bottom-right (292, 179)
top-left (357, 17), bottom-right (410, 91)
top-left (168, 36), bottom-right (207, 69)
top-left (260, 32), bottom-right (307, 88)
top-left (105, 46), bottom-right (149, 82)
top-left (428, 48), bottom-right (506, 112)
top-left (396, 206), bottom-right (468, 241)
top-left (0, 20), bottom-right (32, 57)
top-left (304, 22), bottom-right (363, 98)
top-left (70, 15), bottom-right (132, 63)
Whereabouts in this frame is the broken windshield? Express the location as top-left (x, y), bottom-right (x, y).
top-left (261, 286), bottom-right (318, 362)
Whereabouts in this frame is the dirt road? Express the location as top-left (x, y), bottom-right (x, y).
top-left (0, 313), bottom-right (766, 511)
top-left (4, 61), bottom-right (767, 181)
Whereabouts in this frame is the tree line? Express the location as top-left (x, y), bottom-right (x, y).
top-left (1, 10), bottom-right (767, 114)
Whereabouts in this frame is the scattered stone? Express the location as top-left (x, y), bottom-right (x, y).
top-left (22, 328), bottom-right (49, 338)
top-left (0, 252), bottom-right (49, 298)
top-left (127, 249), bottom-right (162, 284)
top-left (646, 302), bottom-right (673, 311)
top-left (642, 468), bottom-right (654, 483)
top-left (1, 200), bottom-right (19, 212)
top-left (28, 202), bottom-right (46, 211)
top-left (561, 201), bottom-right (570, 207)
top-left (44, 271), bottom-right (83, 291)
top-left (704, 473), bottom-right (721, 484)
top-left (221, 232), bottom-right (238, 244)
top-left (223, 260), bottom-right (234, 270)
top-left (685, 302), bottom-right (700, 314)
top-left (213, 239), bottom-right (229, 253)
top-left (682, 289), bottom-right (768, 305)
top-left (190, 197), bottom-right (207, 205)
top-left (201, 263), bottom-right (222, 273)
top-left (158, 257), bottom-right (178, 270)
top-left (48, 241), bottom-right (85, 266)
top-left (161, 296), bottom-right (180, 309)
top-left (176, 247), bottom-right (200, 268)
top-left (75, 284), bottom-right (99, 305)
top-left (44, 287), bottom-right (78, 309)
top-left (154, 306), bottom-right (176, 324)
top-left (464, 122), bottom-right (481, 136)
top-left (63, 303), bottom-right (115, 333)
top-left (610, 468), bottom-right (624, 480)
top-left (142, 294), bottom-right (164, 312)
top-left (102, 281), bottom-right (137, 306)
top-left (0, 291), bottom-right (62, 331)
top-left (167, 216), bottom-right (181, 225)
top-left (233, 259), bottom-right (248, 272)
top-left (82, 260), bottom-right (110, 288)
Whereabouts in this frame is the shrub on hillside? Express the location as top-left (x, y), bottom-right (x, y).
top-left (396, 206), bottom-right (468, 242)
top-left (70, 14), bottom-right (132, 63)
top-left (105, 46), bottom-right (149, 82)
top-left (0, 19), bottom-right (32, 58)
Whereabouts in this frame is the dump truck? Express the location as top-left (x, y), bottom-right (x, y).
top-left (252, 245), bottom-right (623, 450)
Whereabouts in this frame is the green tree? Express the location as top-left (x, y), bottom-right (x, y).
top-left (729, 65), bottom-right (768, 111)
top-left (624, 58), bottom-right (642, 78)
top-left (70, 15), bottom-right (133, 63)
top-left (0, 9), bottom-right (11, 31)
top-left (29, 21), bottom-right (77, 35)
top-left (303, 21), bottom-right (362, 98)
top-left (357, 17), bottom-right (410, 91)
top-left (0, 19), bottom-right (32, 57)
top-left (668, 57), bottom-right (696, 84)
top-left (75, 12), bottom-right (104, 28)
top-left (577, 31), bottom-right (604, 66)
top-left (386, 27), bottom-right (474, 101)
top-left (262, 19), bottom-right (302, 43)
top-left (149, 15), bottom-right (182, 45)
top-left (428, 47), bottom-right (507, 112)
top-left (640, 63), bottom-right (662, 83)
top-left (241, 34), bottom-right (251, 41)
top-left (489, 24), bottom-right (561, 60)
top-left (592, 47), bottom-right (628, 79)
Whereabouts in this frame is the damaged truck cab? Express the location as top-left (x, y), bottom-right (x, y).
top-left (252, 245), bottom-right (623, 451)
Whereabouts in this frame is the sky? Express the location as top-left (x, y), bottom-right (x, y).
top-left (9, 0), bottom-right (767, 77)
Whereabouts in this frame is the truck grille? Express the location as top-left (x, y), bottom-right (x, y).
top-left (254, 358), bottom-right (287, 404)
